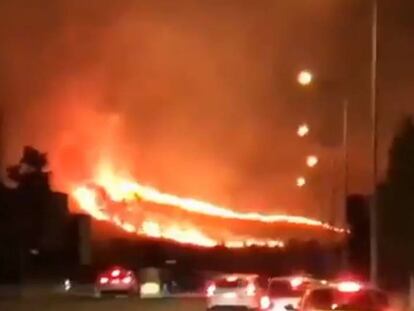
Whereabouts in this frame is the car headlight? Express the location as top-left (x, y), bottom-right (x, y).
top-left (64, 279), bottom-right (71, 291)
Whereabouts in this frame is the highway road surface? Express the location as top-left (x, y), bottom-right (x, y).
top-left (0, 296), bottom-right (207, 311)
top-left (0, 291), bottom-right (408, 311)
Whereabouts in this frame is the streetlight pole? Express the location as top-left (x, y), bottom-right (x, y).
top-left (341, 99), bottom-right (349, 268)
top-left (343, 99), bottom-right (349, 225)
top-left (369, 0), bottom-right (379, 286)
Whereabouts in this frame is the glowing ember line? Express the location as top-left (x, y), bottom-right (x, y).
top-left (71, 166), bottom-right (347, 248)
top-left (72, 184), bottom-right (286, 248)
top-left (73, 186), bottom-right (219, 247)
top-left (92, 170), bottom-right (346, 233)
top-left (130, 184), bottom-right (339, 229)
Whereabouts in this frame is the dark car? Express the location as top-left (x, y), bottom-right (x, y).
top-left (95, 266), bottom-right (140, 297)
top-left (296, 282), bottom-right (389, 311)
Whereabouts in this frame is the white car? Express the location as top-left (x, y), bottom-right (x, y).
top-left (266, 276), bottom-right (323, 311)
top-left (95, 266), bottom-right (140, 296)
top-left (206, 274), bottom-right (267, 310)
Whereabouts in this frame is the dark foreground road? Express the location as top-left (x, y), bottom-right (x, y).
top-left (0, 296), bottom-right (206, 311)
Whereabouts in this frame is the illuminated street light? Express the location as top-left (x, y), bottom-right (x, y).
top-left (296, 177), bottom-right (306, 187)
top-left (297, 124), bottom-right (310, 137)
top-left (306, 155), bottom-right (318, 168)
top-left (297, 70), bottom-right (313, 86)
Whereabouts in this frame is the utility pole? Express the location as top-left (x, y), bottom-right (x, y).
top-left (370, 0), bottom-right (379, 285)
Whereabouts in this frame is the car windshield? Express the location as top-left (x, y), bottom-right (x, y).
top-left (306, 288), bottom-right (389, 311)
top-left (268, 280), bottom-right (305, 297)
top-left (215, 278), bottom-right (249, 288)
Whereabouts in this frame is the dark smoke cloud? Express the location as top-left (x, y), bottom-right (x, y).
top-left (4, 0), bottom-right (406, 224)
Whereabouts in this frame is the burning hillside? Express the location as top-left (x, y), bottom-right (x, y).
top-left (72, 163), bottom-right (347, 248)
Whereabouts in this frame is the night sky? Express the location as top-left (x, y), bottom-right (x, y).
top-left (0, 0), bottom-right (413, 221)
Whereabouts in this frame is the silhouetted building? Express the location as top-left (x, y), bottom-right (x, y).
top-left (0, 184), bottom-right (92, 281)
top-left (68, 214), bottom-right (92, 266)
top-left (41, 191), bottom-right (69, 251)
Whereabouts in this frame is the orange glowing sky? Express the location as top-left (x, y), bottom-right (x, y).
top-left (1, 0), bottom-right (414, 230)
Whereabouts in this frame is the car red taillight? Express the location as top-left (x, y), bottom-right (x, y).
top-left (207, 284), bottom-right (216, 297)
top-left (111, 269), bottom-right (121, 277)
top-left (290, 276), bottom-right (304, 288)
top-left (337, 281), bottom-right (362, 293)
top-left (122, 276), bottom-right (133, 284)
top-left (260, 296), bottom-right (271, 310)
top-left (99, 276), bottom-right (109, 284)
top-left (246, 283), bottom-right (256, 296)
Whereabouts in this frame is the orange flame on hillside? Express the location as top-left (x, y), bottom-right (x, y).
top-left (72, 164), bottom-right (346, 248)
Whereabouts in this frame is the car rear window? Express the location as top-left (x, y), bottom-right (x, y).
top-left (269, 280), bottom-right (305, 297)
top-left (306, 288), bottom-right (389, 310)
top-left (215, 278), bottom-right (248, 288)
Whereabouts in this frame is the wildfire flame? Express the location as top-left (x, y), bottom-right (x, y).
top-left (72, 164), bottom-right (346, 248)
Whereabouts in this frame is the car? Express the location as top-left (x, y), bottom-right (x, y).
top-left (206, 274), bottom-right (267, 310)
top-left (293, 281), bottom-right (389, 311)
top-left (266, 276), bottom-right (324, 311)
top-left (95, 266), bottom-right (140, 297)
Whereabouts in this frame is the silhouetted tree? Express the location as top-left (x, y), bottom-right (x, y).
top-left (7, 146), bottom-right (50, 191)
top-left (346, 194), bottom-right (370, 278)
top-left (378, 116), bottom-right (414, 287)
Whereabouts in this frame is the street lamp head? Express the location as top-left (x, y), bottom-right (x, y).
top-left (306, 155), bottom-right (318, 168)
top-left (296, 176), bottom-right (306, 187)
top-left (297, 70), bottom-right (313, 86)
top-left (297, 124), bottom-right (310, 137)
